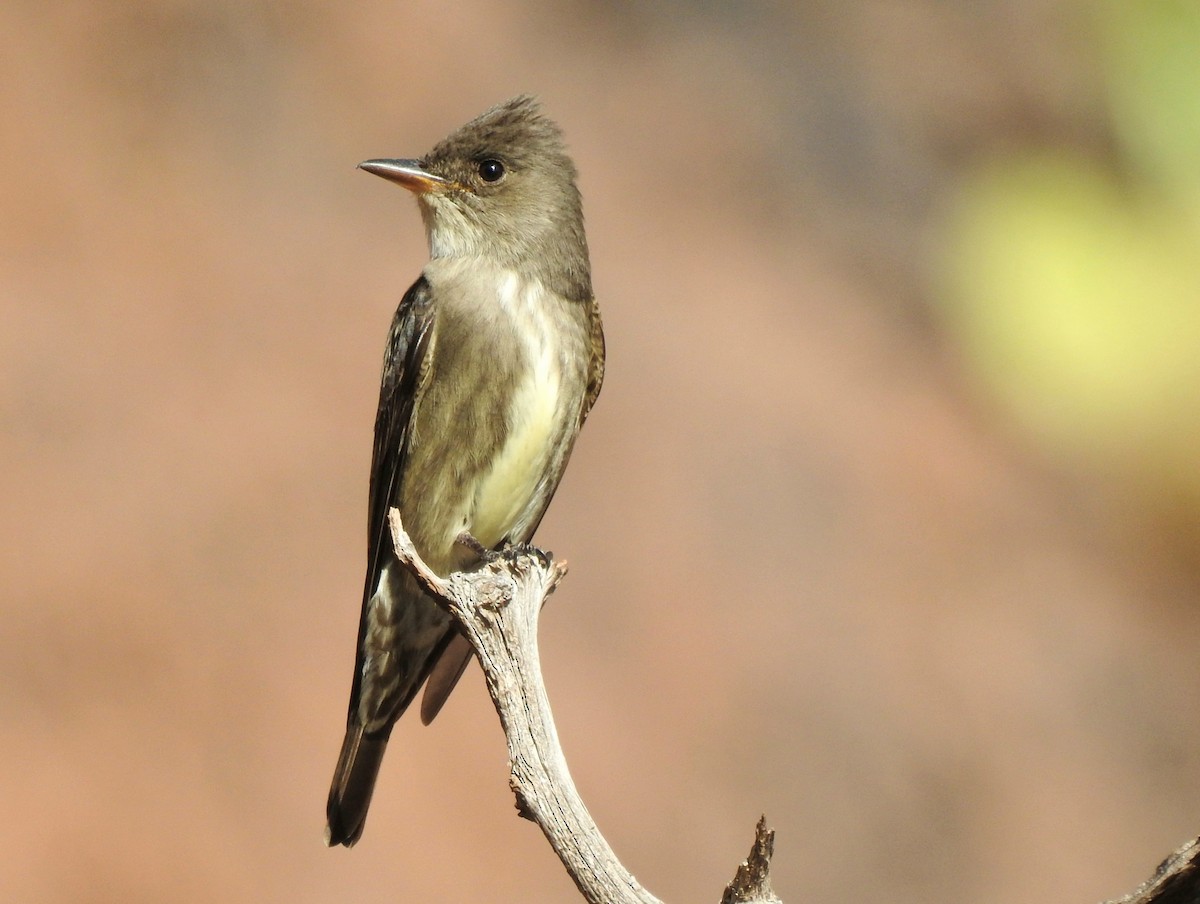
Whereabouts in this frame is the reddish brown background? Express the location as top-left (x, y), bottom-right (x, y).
top-left (3, 3), bottom-right (1199, 903)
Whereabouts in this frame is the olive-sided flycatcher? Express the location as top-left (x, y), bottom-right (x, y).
top-left (325, 96), bottom-right (604, 847)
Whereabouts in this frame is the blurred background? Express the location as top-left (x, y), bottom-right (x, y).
top-left (3, 1), bottom-right (1199, 902)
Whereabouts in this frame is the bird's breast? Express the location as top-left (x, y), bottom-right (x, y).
top-left (467, 272), bottom-right (571, 549)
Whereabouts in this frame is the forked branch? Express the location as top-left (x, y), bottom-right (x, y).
top-left (387, 508), bottom-right (780, 904)
top-left (387, 507), bottom-right (1200, 904)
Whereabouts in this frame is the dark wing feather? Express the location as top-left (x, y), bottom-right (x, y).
top-left (581, 299), bottom-right (605, 424)
top-left (345, 275), bottom-right (435, 726)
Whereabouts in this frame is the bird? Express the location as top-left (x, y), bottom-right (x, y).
top-left (325, 95), bottom-right (604, 847)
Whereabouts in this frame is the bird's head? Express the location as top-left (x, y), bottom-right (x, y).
top-left (360, 95), bottom-right (590, 299)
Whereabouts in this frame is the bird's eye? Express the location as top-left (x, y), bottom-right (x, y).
top-left (477, 159), bottom-right (505, 182)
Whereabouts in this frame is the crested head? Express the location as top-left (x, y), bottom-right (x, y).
top-left (426, 95), bottom-right (573, 184)
top-left (413, 96), bottom-right (592, 300)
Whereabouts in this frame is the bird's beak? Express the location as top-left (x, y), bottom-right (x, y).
top-left (358, 159), bottom-right (452, 195)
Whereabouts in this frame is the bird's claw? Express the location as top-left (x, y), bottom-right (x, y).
top-left (455, 531), bottom-right (500, 562)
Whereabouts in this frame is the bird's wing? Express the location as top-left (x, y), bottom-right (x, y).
top-left (581, 298), bottom-right (605, 425)
top-left (346, 275), bottom-right (435, 725)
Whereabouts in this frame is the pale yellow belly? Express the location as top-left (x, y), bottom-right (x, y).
top-left (468, 348), bottom-right (562, 548)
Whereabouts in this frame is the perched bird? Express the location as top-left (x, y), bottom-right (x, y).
top-left (326, 96), bottom-right (604, 847)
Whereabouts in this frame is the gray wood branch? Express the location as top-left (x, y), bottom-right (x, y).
top-left (1103, 837), bottom-right (1200, 904)
top-left (384, 508), bottom-right (1200, 904)
top-left (387, 508), bottom-right (781, 904)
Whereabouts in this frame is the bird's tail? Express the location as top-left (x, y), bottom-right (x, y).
top-left (325, 725), bottom-right (390, 847)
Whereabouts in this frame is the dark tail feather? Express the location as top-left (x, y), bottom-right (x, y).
top-left (420, 634), bottom-right (474, 725)
top-left (325, 726), bottom-right (389, 847)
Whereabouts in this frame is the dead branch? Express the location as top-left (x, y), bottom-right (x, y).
top-left (387, 508), bottom-right (780, 904)
top-left (1103, 837), bottom-right (1200, 904)
top-left (387, 507), bottom-right (1200, 904)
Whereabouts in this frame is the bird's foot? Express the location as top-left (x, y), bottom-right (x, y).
top-left (455, 532), bottom-right (549, 569)
top-left (455, 531), bottom-right (500, 562)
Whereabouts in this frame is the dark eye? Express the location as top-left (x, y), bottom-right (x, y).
top-left (477, 159), bottom-right (505, 182)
